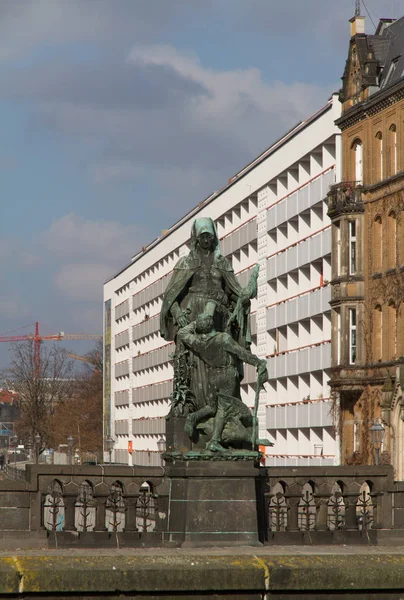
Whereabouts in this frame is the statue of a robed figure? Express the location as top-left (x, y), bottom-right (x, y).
top-left (160, 217), bottom-right (272, 459)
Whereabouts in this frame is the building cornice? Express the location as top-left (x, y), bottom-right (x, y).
top-left (336, 77), bottom-right (404, 131)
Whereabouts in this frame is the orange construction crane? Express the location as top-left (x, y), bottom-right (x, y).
top-left (67, 352), bottom-right (101, 373)
top-left (0, 322), bottom-right (102, 377)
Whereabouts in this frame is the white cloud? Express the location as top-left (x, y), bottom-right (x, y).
top-left (89, 161), bottom-right (145, 184)
top-left (42, 213), bottom-right (147, 263)
top-left (40, 214), bottom-right (152, 303)
top-left (70, 304), bottom-right (103, 333)
top-left (54, 263), bottom-right (111, 302)
top-left (0, 239), bottom-right (40, 279)
top-left (0, 0), bottom-right (213, 60)
top-left (2, 43), bottom-right (333, 190)
top-left (0, 295), bottom-right (30, 318)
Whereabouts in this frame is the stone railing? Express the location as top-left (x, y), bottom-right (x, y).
top-left (327, 181), bottom-right (364, 217)
top-left (263, 466), bottom-right (394, 544)
top-left (0, 463), bottom-right (402, 548)
top-left (4, 463), bottom-right (27, 481)
top-left (0, 464), bottom-right (168, 547)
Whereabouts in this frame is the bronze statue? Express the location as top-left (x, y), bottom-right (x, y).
top-left (160, 217), bottom-right (254, 407)
top-left (161, 217), bottom-right (271, 456)
top-left (177, 313), bottom-right (271, 451)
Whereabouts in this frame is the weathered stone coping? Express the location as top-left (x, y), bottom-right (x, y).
top-left (2, 549), bottom-right (404, 597)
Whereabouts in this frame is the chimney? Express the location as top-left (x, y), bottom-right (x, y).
top-left (350, 15), bottom-right (365, 36)
top-left (376, 18), bottom-right (396, 35)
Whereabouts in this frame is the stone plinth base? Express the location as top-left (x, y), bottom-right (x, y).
top-left (164, 460), bottom-right (265, 547)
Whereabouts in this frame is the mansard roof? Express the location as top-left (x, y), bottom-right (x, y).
top-left (377, 16), bottom-right (404, 88)
top-left (339, 15), bottom-right (404, 113)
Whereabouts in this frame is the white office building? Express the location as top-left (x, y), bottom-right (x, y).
top-left (103, 94), bottom-right (341, 467)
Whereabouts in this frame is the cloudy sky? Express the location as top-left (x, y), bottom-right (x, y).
top-left (0, 0), bottom-right (396, 367)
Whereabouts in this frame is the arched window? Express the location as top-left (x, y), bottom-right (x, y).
top-left (387, 211), bottom-right (397, 267)
top-left (352, 139), bottom-right (363, 184)
top-left (373, 216), bottom-right (382, 272)
top-left (389, 124), bottom-right (397, 176)
top-left (373, 305), bottom-right (382, 362)
top-left (375, 131), bottom-right (383, 181)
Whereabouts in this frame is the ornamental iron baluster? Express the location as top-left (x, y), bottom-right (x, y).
top-left (106, 483), bottom-right (125, 532)
top-left (328, 490), bottom-right (345, 530)
top-left (356, 488), bottom-right (373, 531)
top-left (268, 486), bottom-right (288, 532)
top-left (298, 484), bottom-right (316, 531)
top-left (77, 482), bottom-right (95, 532)
top-left (136, 483), bottom-right (157, 532)
top-left (44, 481), bottom-right (64, 531)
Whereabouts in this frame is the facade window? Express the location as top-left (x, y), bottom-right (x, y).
top-left (335, 309), bottom-right (341, 365)
top-left (349, 308), bottom-right (357, 365)
top-left (390, 124), bottom-right (397, 176)
top-left (354, 140), bottom-right (363, 184)
top-left (383, 58), bottom-right (398, 88)
top-left (336, 221), bottom-right (341, 276)
top-left (353, 421), bottom-right (360, 453)
top-left (373, 304), bottom-right (382, 362)
top-left (398, 305), bottom-right (404, 358)
top-left (387, 301), bottom-right (397, 359)
top-left (399, 215), bottom-right (404, 267)
top-left (373, 216), bottom-right (382, 272)
top-left (387, 211), bottom-right (397, 267)
top-left (349, 220), bottom-right (357, 274)
top-left (376, 132), bottom-right (383, 181)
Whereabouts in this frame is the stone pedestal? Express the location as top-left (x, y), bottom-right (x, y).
top-left (165, 459), bottom-right (265, 547)
top-left (165, 415), bottom-right (192, 454)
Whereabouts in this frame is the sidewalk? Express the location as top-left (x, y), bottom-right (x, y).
top-left (2, 543), bottom-right (404, 556)
top-left (2, 547), bottom-right (404, 598)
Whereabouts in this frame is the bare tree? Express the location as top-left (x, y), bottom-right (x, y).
top-left (50, 341), bottom-right (103, 456)
top-left (6, 341), bottom-right (75, 449)
top-left (83, 339), bottom-right (103, 374)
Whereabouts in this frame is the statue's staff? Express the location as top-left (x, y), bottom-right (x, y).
top-left (226, 263), bottom-right (267, 451)
top-left (252, 366), bottom-right (267, 451)
top-left (226, 263), bottom-right (259, 334)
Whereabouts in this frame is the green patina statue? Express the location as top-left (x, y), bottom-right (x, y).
top-left (160, 217), bottom-right (272, 457)
top-left (177, 314), bottom-right (271, 451)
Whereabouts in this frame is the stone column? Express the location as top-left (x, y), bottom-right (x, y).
top-left (94, 497), bottom-right (108, 531)
top-left (371, 492), bottom-right (383, 529)
top-left (315, 497), bottom-right (329, 531)
top-left (344, 493), bottom-right (359, 529)
top-left (123, 496), bottom-right (138, 532)
top-left (286, 496), bottom-right (300, 531)
top-left (63, 494), bottom-right (77, 531)
top-left (34, 493), bottom-right (46, 531)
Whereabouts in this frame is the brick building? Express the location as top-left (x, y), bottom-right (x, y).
top-left (328, 11), bottom-right (404, 476)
